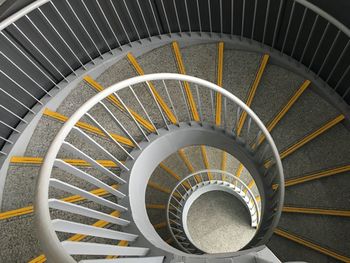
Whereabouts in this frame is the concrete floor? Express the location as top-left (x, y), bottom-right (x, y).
top-left (186, 191), bottom-right (256, 253)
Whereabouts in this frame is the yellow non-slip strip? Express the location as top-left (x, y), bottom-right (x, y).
top-left (146, 204), bottom-right (166, 210)
top-left (258, 80), bottom-right (311, 146)
top-left (237, 54), bottom-right (269, 136)
top-left (274, 228), bottom-right (350, 262)
top-left (265, 114), bottom-right (345, 168)
top-left (153, 221), bottom-right (167, 229)
top-left (235, 163), bottom-right (244, 178)
top-left (200, 146), bottom-right (212, 180)
top-left (215, 42), bottom-right (224, 126)
top-left (127, 53), bottom-right (177, 124)
top-left (172, 42), bottom-right (200, 121)
top-left (243, 180), bottom-right (255, 194)
top-left (29, 211), bottom-right (121, 263)
top-left (10, 156), bottom-right (118, 168)
top-left (148, 181), bottom-right (181, 199)
top-left (284, 164), bottom-right (350, 187)
top-left (178, 149), bottom-right (201, 183)
top-left (159, 163), bottom-right (191, 189)
top-left (83, 76), bottom-right (155, 132)
top-left (105, 240), bottom-right (129, 259)
top-left (1, 185), bottom-right (117, 221)
top-left (221, 151), bottom-right (227, 181)
top-left (43, 108), bottom-right (133, 147)
top-left (282, 206), bottom-right (350, 217)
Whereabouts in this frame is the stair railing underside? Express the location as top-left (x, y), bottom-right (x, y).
top-left (0, 0), bottom-right (350, 159)
top-left (35, 73), bottom-right (284, 262)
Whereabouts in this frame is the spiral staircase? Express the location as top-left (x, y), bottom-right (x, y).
top-left (0, 0), bottom-right (350, 262)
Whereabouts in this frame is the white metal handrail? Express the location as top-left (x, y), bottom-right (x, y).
top-left (167, 169), bottom-right (261, 254)
top-left (35, 73), bottom-right (283, 262)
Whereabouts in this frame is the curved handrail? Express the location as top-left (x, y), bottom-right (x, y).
top-left (167, 169), bottom-right (261, 253)
top-left (35, 73), bottom-right (284, 262)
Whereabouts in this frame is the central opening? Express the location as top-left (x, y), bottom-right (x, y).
top-left (186, 190), bottom-right (257, 253)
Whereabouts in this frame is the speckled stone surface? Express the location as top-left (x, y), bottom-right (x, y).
top-left (187, 191), bottom-right (256, 253)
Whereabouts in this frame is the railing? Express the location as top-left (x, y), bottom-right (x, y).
top-left (35, 73), bottom-right (283, 262)
top-left (0, 0), bottom-right (350, 157)
top-left (167, 169), bottom-right (261, 254)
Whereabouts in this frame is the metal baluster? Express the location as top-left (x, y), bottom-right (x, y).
top-left (300, 15), bottom-right (319, 63)
top-left (262, 0), bottom-right (270, 46)
top-left (223, 97), bottom-right (227, 130)
top-left (145, 81), bottom-right (169, 130)
top-left (136, 0), bottom-right (152, 40)
top-left (173, 0), bottom-right (182, 35)
top-left (178, 81), bottom-right (192, 122)
top-left (99, 101), bottom-right (141, 150)
top-left (196, 0), bottom-right (202, 35)
top-left (317, 30), bottom-right (341, 77)
top-left (195, 85), bottom-right (203, 123)
top-left (210, 90), bottom-right (215, 124)
top-left (246, 116), bottom-right (252, 140)
top-left (0, 69), bottom-right (43, 105)
top-left (0, 87), bottom-right (35, 113)
top-left (80, 0), bottom-right (113, 53)
top-left (0, 105), bottom-right (27, 124)
top-left (0, 120), bottom-right (20, 133)
top-left (259, 143), bottom-right (270, 162)
top-left (85, 112), bottom-right (133, 159)
top-left (25, 15), bottom-right (76, 75)
top-left (162, 80), bottom-right (179, 125)
top-left (12, 23), bottom-right (68, 82)
top-left (50, 1), bottom-right (95, 63)
top-left (290, 8), bottom-right (307, 57)
top-left (0, 31), bottom-right (60, 88)
top-left (272, 0), bottom-right (284, 49)
top-left (309, 22), bottom-right (330, 70)
top-left (147, 0), bottom-right (162, 36)
top-left (160, 0), bottom-right (172, 35)
top-left (0, 136), bottom-right (13, 144)
top-left (220, 0), bottom-right (223, 37)
top-left (334, 65), bottom-right (350, 91)
top-left (0, 51), bottom-right (52, 96)
top-left (235, 106), bottom-right (241, 134)
top-left (65, 0), bottom-right (103, 58)
top-left (109, 0), bottom-right (132, 45)
top-left (208, 0), bottom-right (212, 36)
top-left (0, 151), bottom-right (7, 156)
top-left (241, 0), bottom-right (246, 40)
top-left (122, 0), bottom-right (142, 42)
top-left (95, 0), bottom-right (122, 49)
top-left (326, 40), bottom-right (350, 83)
top-left (112, 92), bottom-right (149, 141)
top-left (253, 130), bottom-right (263, 149)
top-left (342, 87), bottom-right (350, 99)
top-left (184, 0), bottom-right (191, 35)
top-left (281, 1), bottom-right (295, 54)
top-left (38, 7), bottom-right (87, 70)
top-left (128, 85), bottom-right (159, 134)
top-left (251, 0), bottom-right (257, 41)
top-left (231, 0), bottom-right (234, 37)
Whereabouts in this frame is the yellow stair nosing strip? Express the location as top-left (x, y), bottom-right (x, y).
top-left (257, 79), bottom-right (311, 145)
top-left (200, 146), bottom-right (212, 180)
top-left (284, 165), bottom-right (350, 187)
top-left (282, 206), bottom-right (350, 217)
top-left (127, 52), bottom-right (177, 124)
top-left (43, 108), bottom-right (134, 147)
top-left (215, 42), bottom-right (224, 125)
top-left (153, 221), bottom-right (167, 230)
top-left (279, 114), bottom-right (345, 160)
top-left (236, 163), bottom-right (244, 178)
top-left (172, 42), bottom-right (200, 121)
top-left (10, 156), bottom-right (119, 168)
top-left (146, 204), bottom-right (166, 210)
top-left (274, 228), bottom-right (350, 262)
top-left (237, 54), bottom-right (269, 136)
